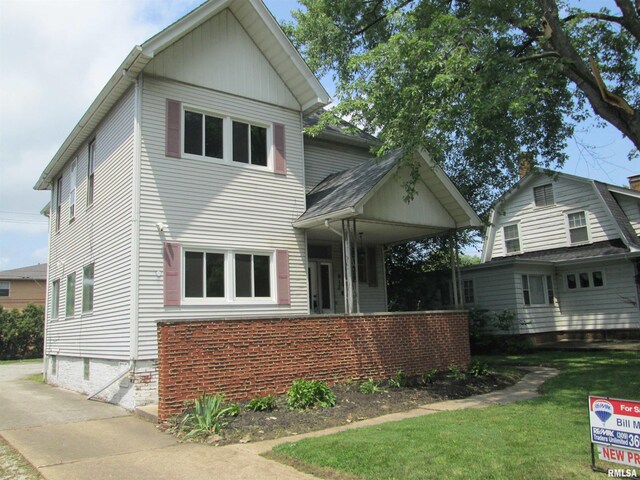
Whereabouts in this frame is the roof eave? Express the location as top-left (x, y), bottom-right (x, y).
top-left (293, 207), bottom-right (360, 229)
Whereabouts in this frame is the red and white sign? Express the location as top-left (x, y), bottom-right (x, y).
top-left (590, 396), bottom-right (640, 468)
top-left (598, 445), bottom-right (640, 468)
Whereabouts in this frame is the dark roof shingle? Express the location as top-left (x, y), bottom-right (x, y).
top-left (0, 264), bottom-right (47, 280)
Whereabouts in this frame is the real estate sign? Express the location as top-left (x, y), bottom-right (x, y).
top-left (590, 396), bottom-right (640, 468)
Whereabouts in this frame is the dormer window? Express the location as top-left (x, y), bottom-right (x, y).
top-left (567, 211), bottom-right (589, 244)
top-left (533, 184), bottom-right (554, 207)
top-left (503, 224), bottom-right (521, 254)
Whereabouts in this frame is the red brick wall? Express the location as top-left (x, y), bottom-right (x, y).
top-left (157, 311), bottom-right (470, 421)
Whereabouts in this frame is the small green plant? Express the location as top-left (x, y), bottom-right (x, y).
top-left (421, 368), bottom-right (438, 385)
top-left (359, 378), bottom-right (382, 394)
top-left (287, 380), bottom-right (336, 410)
top-left (469, 361), bottom-right (490, 377)
top-left (447, 365), bottom-right (467, 381)
top-left (178, 393), bottom-right (238, 439)
top-left (246, 394), bottom-right (277, 412)
top-left (389, 370), bottom-right (408, 388)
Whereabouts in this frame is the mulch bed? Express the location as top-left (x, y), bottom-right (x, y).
top-left (170, 370), bottom-right (522, 446)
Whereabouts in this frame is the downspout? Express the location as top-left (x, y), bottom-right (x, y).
top-left (43, 194), bottom-right (53, 380)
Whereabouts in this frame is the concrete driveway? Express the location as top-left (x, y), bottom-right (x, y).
top-left (0, 362), bottom-right (312, 480)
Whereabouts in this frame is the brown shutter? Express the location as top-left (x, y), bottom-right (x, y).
top-left (166, 99), bottom-right (182, 158)
top-left (273, 123), bottom-right (286, 175)
top-left (367, 246), bottom-right (378, 288)
top-left (276, 249), bottom-right (290, 304)
top-left (163, 242), bottom-right (181, 306)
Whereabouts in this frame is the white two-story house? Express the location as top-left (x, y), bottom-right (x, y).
top-left (35, 0), bottom-right (480, 410)
top-left (462, 169), bottom-right (640, 341)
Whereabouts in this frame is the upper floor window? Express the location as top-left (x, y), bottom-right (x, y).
top-left (184, 110), bottom-right (223, 159)
top-left (82, 264), bottom-right (94, 313)
top-left (232, 121), bottom-right (267, 166)
top-left (504, 224), bottom-right (521, 254)
top-left (0, 281), bottom-right (9, 297)
top-left (567, 211), bottom-right (589, 244)
top-left (533, 184), bottom-right (554, 207)
top-left (69, 158), bottom-right (77, 221)
top-left (566, 270), bottom-right (604, 290)
top-left (66, 273), bottom-right (76, 317)
top-left (522, 274), bottom-right (553, 305)
top-left (87, 141), bottom-right (95, 206)
top-left (56, 176), bottom-right (63, 232)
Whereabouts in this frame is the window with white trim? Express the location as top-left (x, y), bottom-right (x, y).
top-left (56, 176), bottom-right (63, 232)
top-left (232, 121), bottom-right (267, 166)
top-left (82, 264), bottom-right (94, 313)
top-left (567, 211), bottom-right (589, 244)
top-left (533, 184), bottom-right (554, 207)
top-left (184, 110), bottom-right (224, 159)
top-left (235, 253), bottom-right (271, 298)
top-left (503, 224), bottom-right (521, 254)
top-left (566, 270), bottom-right (604, 290)
top-left (184, 251), bottom-right (225, 299)
top-left (463, 279), bottom-right (475, 304)
top-left (521, 274), bottom-right (553, 305)
top-left (51, 280), bottom-right (60, 318)
top-left (66, 273), bottom-right (75, 317)
top-left (0, 281), bottom-right (9, 297)
top-left (87, 140), bottom-right (95, 206)
top-left (69, 158), bottom-right (77, 221)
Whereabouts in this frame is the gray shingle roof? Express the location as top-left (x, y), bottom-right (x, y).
top-left (489, 239), bottom-right (628, 264)
top-left (594, 181), bottom-right (640, 249)
top-left (303, 111), bottom-right (380, 146)
top-left (0, 264), bottom-right (47, 280)
top-left (297, 150), bottom-right (403, 223)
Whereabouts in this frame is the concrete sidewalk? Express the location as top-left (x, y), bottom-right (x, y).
top-left (0, 364), bottom-right (557, 480)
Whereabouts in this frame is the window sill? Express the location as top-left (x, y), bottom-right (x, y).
top-left (181, 153), bottom-right (273, 174)
top-left (179, 300), bottom-right (276, 307)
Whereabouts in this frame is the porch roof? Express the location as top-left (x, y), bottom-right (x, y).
top-left (294, 149), bottom-right (481, 244)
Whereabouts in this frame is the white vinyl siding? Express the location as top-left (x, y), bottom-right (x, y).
top-left (45, 87), bottom-right (135, 359)
top-left (304, 139), bottom-right (372, 192)
top-left (143, 8), bottom-right (299, 110)
top-left (136, 76), bottom-right (308, 359)
top-left (488, 175), bottom-right (619, 259)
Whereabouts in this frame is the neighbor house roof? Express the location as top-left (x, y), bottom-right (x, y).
top-left (35, 0), bottom-right (330, 191)
top-left (303, 111), bottom-right (381, 148)
top-left (0, 264), bottom-right (48, 281)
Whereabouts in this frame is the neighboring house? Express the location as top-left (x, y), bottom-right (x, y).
top-left (462, 169), bottom-right (640, 341)
top-left (0, 264), bottom-right (47, 311)
top-left (34, 0), bottom-right (481, 410)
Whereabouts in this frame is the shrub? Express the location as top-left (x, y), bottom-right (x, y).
top-left (447, 365), bottom-right (467, 381)
top-left (359, 378), bottom-right (382, 394)
top-left (178, 393), bottom-right (238, 439)
top-left (0, 304), bottom-right (44, 360)
top-left (246, 395), bottom-right (277, 412)
top-left (421, 368), bottom-right (438, 385)
top-left (468, 308), bottom-right (534, 355)
top-left (469, 361), bottom-right (490, 377)
top-left (389, 370), bottom-right (408, 388)
top-left (287, 380), bottom-right (336, 410)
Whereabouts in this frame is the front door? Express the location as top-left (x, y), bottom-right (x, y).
top-left (308, 261), bottom-right (333, 314)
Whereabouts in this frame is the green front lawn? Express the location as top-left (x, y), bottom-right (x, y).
top-left (0, 358), bottom-right (42, 365)
top-left (269, 351), bottom-right (640, 480)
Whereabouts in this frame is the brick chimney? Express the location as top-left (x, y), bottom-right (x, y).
top-left (518, 152), bottom-right (535, 179)
top-left (629, 174), bottom-right (640, 192)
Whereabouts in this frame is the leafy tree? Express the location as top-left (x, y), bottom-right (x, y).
top-left (288, 0), bottom-right (640, 213)
top-left (0, 304), bottom-right (44, 360)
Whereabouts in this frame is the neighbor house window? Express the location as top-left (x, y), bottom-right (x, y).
top-left (87, 140), bottom-right (95, 205)
top-left (51, 280), bottom-right (60, 318)
top-left (0, 281), bottom-right (9, 297)
top-left (232, 121), bottom-right (267, 166)
top-left (69, 158), bottom-right (77, 220)
top-left (56, 176), bottom-right (63, 232)
top-left (566, 274), bottom-right (577, 289)
top-left (533, 184), bottom-right (554, 207)
top-left (357, 248), bottom-right (367, 283)
top-left (522, 274), bottom-right (552, 305)
top-left (66, 273), bottom-right (76, 317)
top-left (504, 224), bottom-right (521, 253)
top-left (592, 271), bottom-right (604, 287)
top-left (566, 270), bottom-right (603, 290)
top-left (82, 264), bottom-right (94, 313)
top-left (567, 211), bottom-right (589, 244)
top-left (235, 253), bottom-right (271, 297)
top-left (184, 251), bottom-right (225, 298)
top-left (183, 110), bottom-right (224, 159)
top-left (463, 279), bottom-right (475, 304)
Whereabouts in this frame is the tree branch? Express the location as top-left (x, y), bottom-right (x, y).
top-left (614, 0), bottom-right (640, 43)
top-left (354, 0), bottom-right (415, 36)
top-left (517, 51), bottom-right (561, 62)
top-left (561, 12), bottom-right (625, 25)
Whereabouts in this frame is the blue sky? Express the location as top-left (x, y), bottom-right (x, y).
top-left (0, 0), bottom-right (637, 271)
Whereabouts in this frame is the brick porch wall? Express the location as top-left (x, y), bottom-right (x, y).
top-left (157, 311), bottom-right (470, 421)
